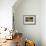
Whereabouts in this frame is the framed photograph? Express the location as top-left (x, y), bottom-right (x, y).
top-left (23, 15), bottom-right (36, 25)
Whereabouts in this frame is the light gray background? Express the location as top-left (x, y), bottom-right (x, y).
top-left (0, 0), bottom-right (46, 46)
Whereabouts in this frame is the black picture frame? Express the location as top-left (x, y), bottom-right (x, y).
top-left (23, 15), bottom-right (36, 25)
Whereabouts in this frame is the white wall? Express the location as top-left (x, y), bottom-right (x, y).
top-left (13, 0), bottom-right (41, 46)
top-left (41, 0), bottom-right (46, 46)
top-left (13, 0), bottom-right (46, 46)
top-left (0, 0), bottom-right (16, 29)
